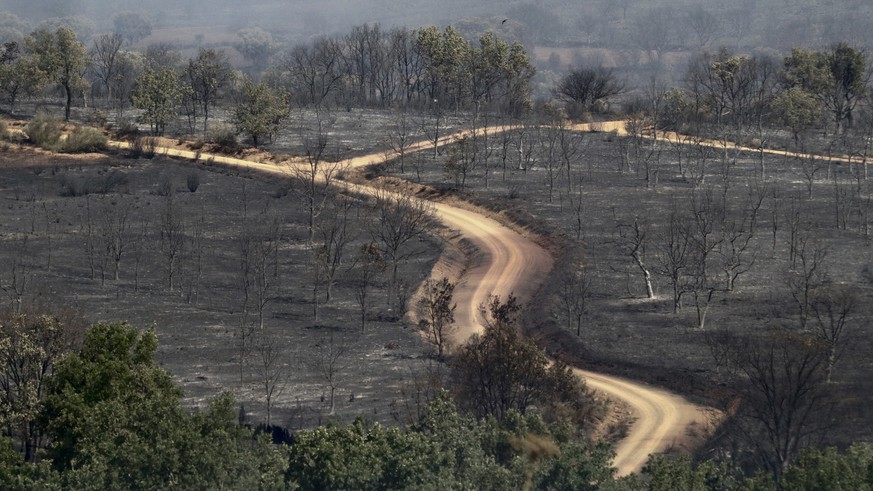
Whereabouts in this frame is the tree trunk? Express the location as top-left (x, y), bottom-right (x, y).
top-left (632, 251), bottom-right (655, 298)
top-left (64, 84), bottom-right (72, 121)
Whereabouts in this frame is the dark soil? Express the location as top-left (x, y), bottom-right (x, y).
top-left (376, 125), bottom-right (873, 446)
top-left (0, 143), bottom-right (442, 429)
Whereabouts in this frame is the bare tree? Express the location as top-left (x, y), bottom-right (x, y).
top-left (2, 235), bottom-right (31, 314)
top-left (181, 213), bottom-right (206, 305)
top-left (558, 123), bottom-right (584, 193)
top-left (251, 216), bottom-right (281, 329)
top-left (616, 215), bottom-right (655, 299)
top-left (443, 134), bottom-right (478, 191)
top-left (787, 236), bottom-right (828, 330)
top-left (82, 196), bottom-right (98, 280)
top-left (385, 112), bottom-right (417, 174)
top-left (687, 6), bottom-right (719, 48)
top-left (98, 197), bottom-right (134, 283)
top-left (158, 197), bottom-right (186, 292)
top-left (733, 328), bottom-right (829, 481)
top-left (291, 109), bottom-right (341, 243)
top-left (555, 258), bottom-right (594, 336)
top-left (719, 219), bottom-right (756, 293)
top-left (686, 188), bottom-right (725, 329)
top-left (90, 33), bottom-right (124, 105)
top-left (655, 205), bottom-right (690, 313)
top-left (567, 172), bottom-right (585, 240)
top-left (798, 154), bottom-right (823, 199)
top-left (418, 105), bottom-right (442, 160)
top-left (418, 277), bottom-right (456, 358)
top-left (314, 334), bottom-right (347, 416)
top-left (554, 66), bottom-right (624, 117)
top-left (351, 243), bottom-right (384, 332)
top-left (513, 122), bottom-right (536, 173)
top-left (315, 194), bottom-right (354, 303)
top-left (811, 285), bottom-right (855, 383)
top-left (253, 332), bottom-right (289, 426)
top-left (538, 123), bottom-right (561, 202)
top-left (131, 219), bottom-right (149, 292)
top-left (370, 192), bottom-right (431, 307)
top-left (239, 200), bottom-right (281, 329)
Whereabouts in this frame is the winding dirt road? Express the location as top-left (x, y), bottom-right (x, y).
top-left (107, 120), bottom-right (712, 476)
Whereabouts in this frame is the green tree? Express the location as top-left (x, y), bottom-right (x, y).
top-left (0, 41), bottom-right (48, 113)
top-left (186, 48), bottom-right (232, 132)
top-left (131, 67), bottom-right (181, 135)
top-left (418, 25), bottom-right (472, 108)
top-left (0, 312), bottom-right (83, 462)
top-left (232, 77), bottom-right (288, 147)
top-left (532, 440), bottom-right (617, 491)
top-left (287, 392), bottom-right (520, 489)
top-left (452, 295), bottom-right (591, 422)
top-left (784, 45), bottom-right (868, 132)
top-left (643, 454), bottom-right (740, 491)
top-left (781, 443), bottom-right (873, 490)
top-left (42, 322), bottom-right (285, 490)
top-left (772, 86), bottom-right (822, 147)
top-left (24, 27), bottom-right (90, 121)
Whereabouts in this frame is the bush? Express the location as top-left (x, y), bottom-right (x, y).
top-left (155, 175), bottom-right (174, 196)
top-left (58, 170), bottom-right (128, 197)
top-left (86, 110), bottom-right (108, 128)
top-left (25, 113), bottom-right (63, 149)
top-left (93, 170), bottom-right (129, 194)
top-left (114, 119), bottom-right (140, 141)
top-left (129, 136), bottom-right (158, 159)
top-left (273, 183), bottom-right (290, 198)
top-left (60, 127), bottom-right (108, 153)
top-left (59, 176), bottom-right (90, 197)
top-left (186, 172), bottom-right (200, 192)
top-left (208, 123), bottom-right (238, 152)
top-left (189, 138), bottom-right (205, 151)
top-left (0, 120), bottom-right (8, 140)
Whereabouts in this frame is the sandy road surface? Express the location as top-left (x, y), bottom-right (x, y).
top-left (107, 121), bottom-right (711, 475)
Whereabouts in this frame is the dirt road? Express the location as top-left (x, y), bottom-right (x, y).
top-left (107, 121), bottom-right (712, 475)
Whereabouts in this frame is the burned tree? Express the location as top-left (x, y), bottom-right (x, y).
top-left (370, 192), bottom-right (431, 307)
top-left (158, 197), bottom-right (186, 293)
top-left (810, 284), bottom-right (855, 383)
top-left (616, 215), bottom-right (655, 299)
top-left (418, 277), bottom-right (456, 358)
top-left (351, 243), bottom-right (384, 332)
top-left (555, 255), bottom-right (594, 337)
top-left (290, 110), bottom-right (341, 243)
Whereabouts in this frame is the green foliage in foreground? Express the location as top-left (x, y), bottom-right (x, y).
top-left (1, 321), bottom-right (872, 490)
top-left (24, 114), bottom-right (107, 153)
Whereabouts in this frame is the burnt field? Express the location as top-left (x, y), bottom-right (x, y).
top-left (0, 143), bottom-right (443, 429)
top-left (3, 104), bottom-right (873, 447)
top-left (369, 122), bottom-right (873, 446)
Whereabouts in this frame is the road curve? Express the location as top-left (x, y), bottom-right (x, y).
top-left (108, 121), bottom-right (712, 476)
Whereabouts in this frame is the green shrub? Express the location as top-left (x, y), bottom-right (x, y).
top-left (208, 123), bottom-right (238, 151)
top-left (114, 119), bottom-right (140, 140)
top-left (25, 113), bottom-right (63, 149)
top-left (60, 127), bottom-right (108, 153)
